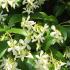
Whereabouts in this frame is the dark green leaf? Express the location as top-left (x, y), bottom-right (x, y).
top-left (45, 37), bottom-right (54, 51)
top-left (0, 27), bottom-right (27, 36)
top-left (8, 14), bottom-right (22, 27)
top-left (31, 12), bottom-right (48, 20)
top-left (0, 41), bottom-right (8, 58)
top-left (63, 26), bottom-right (70, 38)
top-left (51, 47), bottom-right (64, 60)
top-left (53, 4), bottom-right (65, 17)
top-left (57, 26), bottom-right (67, 41)
top-left (48, 15), bottom-right (58, 24)
top-left (7, 28), bottom-right (27, 36)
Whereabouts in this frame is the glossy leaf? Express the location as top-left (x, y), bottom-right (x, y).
top-left (57, 26), bottom-right (67, 41)
top-left (53, 4), bottom-right (65, 17)
top-left (8, 14), bottom-right (22, 27)
top-left (0, 41), bottom-right (8, 58)
top-left (51, 47), bottom-right (64, 60)
top-left (0, 27), bottom-right (27, 36)
top-left (7, 28), bottom-right (27, 36)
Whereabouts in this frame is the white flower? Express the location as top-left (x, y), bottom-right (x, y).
top-left (43, 24), bottom-right (49, 30)
top-left (23, 7), bottom-right (34, 14)
top-left (25, 52), bottom-right (33, 59)
top-left (21, 16), bottom-right (36, 30)
top-left (28, 21), bottom-right (36, 25)
top-left (27, 0), bottom-right (35, 6)
top-left (8, 46), bottom-right (18, 55)
top-left (67, 61), bottom-right (70, 66)
top-left (14, 50), bottom-right (29, 61)
top-left (19, 39), bottom-right (31, 50)
top-left (31, 33), bottom-right (45, 43)
top-left (51, 25), bottom-right (56, 31)
top-left (7, 39), bottom-right (18, 56)
top-left (37, 0), bottom-right (46, 5)
top-left (8, 0), bottom-right (18, 8)
top-left (54, 61), bottom-right (66, 70)
top-left (7, 39), bottom-right (17, 47)
top-left (0, 0), bottom-right (8, 11)
top-left (35, 50), bottom-right (49, 61)
top-left (50, 53), bottom-right (66, 70)
top-left (50, 25), bottom-right (63, 43)
top-left (51, 25), bottom-right (62, 36)
top-left (31, 33), bottom-right (44, 51)
top-left (35, 50), bottom-right (49, 70)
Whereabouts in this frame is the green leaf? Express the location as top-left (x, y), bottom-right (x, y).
top-left (39, 12), bottom-right (48, 20)
top-left (53, 4), bottom-right (65, 17)
top-left (57, 26), bottom-right (67, 41)
top-left (0, 41), bottom-right (8, 58)
top-left (8, 14), bottom-right (22, 27)
top-left (59, 24), bottom-right (70, 38)
top-left (63, 26), bottom-right (70, 38)
top-left (45, 36), bottom-right (54, 51)
top-left (0, 27), bottom-right (27, 36)
top-left (31, 12), bottom-right (58, 25)
top-left (44, 30), bottom-right (54, 51)
top-left (26, 59), bottom-right (35, 70)
top-left (0, 27), bottom-right (6, 32)
top-left (39, 13), bottom-right (58, 24)
top-left (49, 63), bottom-right (54, 70)
top-left (51, 47), bottom-right (64, 60)
top-left (18, 60), bottom-right (35, 70)
top-left (0, 25), bottom-right (10, 32)
top-left (7, 28), bottom-right (27, 36)
top-left (48, 15), bottom-right (58, 24)
top-left (31, 12), bottom-right (48, 20)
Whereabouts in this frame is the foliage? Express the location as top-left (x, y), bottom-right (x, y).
top-left (0, 0), bottom-right (70, 70)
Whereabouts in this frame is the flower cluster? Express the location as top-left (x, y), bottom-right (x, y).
top-left (7, 39), bottom-right (31, 61)
top-left (0, 57), bottom-right (20, 70)
top-left (0, 0), bottom-right (19, 11)
top-left (22, 0), bottom-right (46, 14)
top-left (34, 50), bottom-right (66, 70)
top-left (21, 16), bottom-right (49, 50)
top-left (21, 16), bottom-right (64, 50)
top-left (35, 50), bottom-right (49, 70)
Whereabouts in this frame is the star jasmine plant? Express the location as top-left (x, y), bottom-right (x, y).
top-left (0, 0), bottom-right (69, 70)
